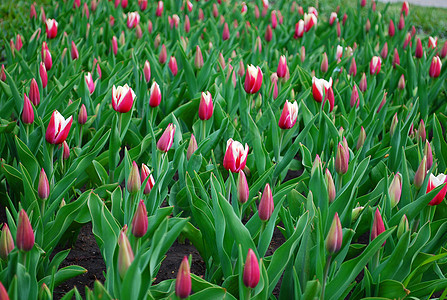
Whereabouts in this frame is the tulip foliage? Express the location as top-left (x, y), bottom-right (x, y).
top-left (1, 0), bottom-right (447, 299)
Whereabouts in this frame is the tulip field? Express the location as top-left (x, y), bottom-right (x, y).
top-left (2, 0), bottom-right (447, 298)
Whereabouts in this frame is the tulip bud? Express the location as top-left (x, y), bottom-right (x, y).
top-left (349, 57), bottom-right (357, 76)
top-left (77, 104), bottom-right (87, 125)
top-left (159, 44), bottom-right (167, 64)
top-left (29, 78), bottom-right (40, 106)
top-left (304, 13), bottom-right (317, 32)
top-left (321, 53), bottom-right (328, 73)
top-left (397, 215), bottom-right (409, 239)
top-left (326, 213), bottom-right (343, 254)
top-left (168, 56), bottom-right (178, 76)
top-left (365, 19), bottom-right (371, 33)
top-left (325, 169), bottom-right (336, 203)
top-left (426, 173), bottom-right (447, 206)
top-left (131, 200), bottom-right (148, 238)
top-left (121, 0), bottom-right (128, 8)
top-left (380, 42), bottom-right (388, 59)
top-left (388, 19), bottom-right (395, 37)
top-left (278, 100), bottom-right (298, 130)
top-left (370, 56), bottom-right (381, 75)
top-left (0, 65), bottom-right (5, 82)
top-left (127, 161), bottom-right (141, 194)
top-left (390, 113), bottom-right (398, 137)
top-left (357, 126), bottom-right (366, 150)
top-left (85, 72), bottom-right (95, 95)
top-left (416, 119), bottom-right (426, 141)
top-left (156, 1), bottom-right (164, 16)
top-left (300, 46), bottom-right (306, 63)
top-left (311, 155), bottom-right (322, 177)
top-left (30, 3), bottom-right (37, 19)
top-left (336, 20), bottom-right (341, 37)
top-left (234, 170), bottom-right (249, 205)
top-left (335, 142), bottom-right (348, 175)
top-left (16, 209), bottom-right (34, 252)
top-left (147, 20), bottom-right (153, 34)
top-left (194, 46), bottom-right (204, 69)
top-left (414, 156), bottom-right (427, 188)
top-left (429, 56), bottom-right (442, 78)
top-left (428, 36), bottom-right (438, 49)
top-left (389, 173), bottom-right (402, 208)
top-left (222, 23), bottom-right (230, 41)
top-left (149, 82), bottom-right (161, 108)
top-left (329, 12), bottom-right (337, 26)
top-left (199, 91), bottom-right (213, 121)
top-left (294, 20), bottom-right (304, 39)
top-left (175, 256), bottom-right (191, 299)
top-left (403, 32), bottom-right (412, 49)
top-left (398, 13), bottom-right (405, 30)
top-left (244, 65), bottom-right (263, 94)
top-left (118, 227), bottom-right (134, 279)
top-left (140, 163), bottom-right (155, 194)
top-left (70, 41), bottom-right (79, 60)
top-left (397, 74), bottom-right (405, 90)
top-left (441, 41), bottom-right (447, 58)
top-left (371, 208), bottom-right (386, 246)
top-left (0, 282), bottom-right (8, 300)
top-left (226, 65), bottom-right (237, 88)
top-left (351, 205), bottom-right (364, 222)
top-left (157, 123), bottom-right (176, 152)
top-left (142, 61), bottom-right (151, 84)
top-left (37, 168), bottom-right (50, 200)
top-left (186, 134), bottom-right (198, 160)
top-left (243, 249), bottom-right (260, 289)
top-left (358, 73), bottom-right (367, 93)
top-left (361, 0), bottom-right (366, 7)
top-left (393, 48), bottom-right (400, 68)
top-left (112, 85), bottom-right (136, 113)
top-left (112, 36), bottom-right (118, 56)
top-left (350, 85), bottom-right (359, 108)
top-left (425, 141), bottom-right (433, 170)
top-left (21, 93), bottom-right (34, 125)
top-left (223, 139), bottom-right (249, 173)
top-left (415, 38), bottom-right (423, 58)
top-left (45, 19), bottom-right (58, 39)
top-left (259, 183), bottom-right (274, 221)
top-left (402, 1), bottom-right (409, 16)
top-left (0, 224), bottom-right (14, 260)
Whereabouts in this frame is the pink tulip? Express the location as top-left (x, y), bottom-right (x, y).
top-left (311, 77), bottom-right (332, 103)
top-left (259, 183), bottom-right (274, 221)
top-left (30, 3), bottom-right (37, 19)
top-left (84, 72), bottom-right (95, 94)
top-left (0, 65), bottom-right (5, 82)
top-left (393, 48), bottom-right (400, 68)
top-left (143, 60), bottom-right (151, 83)
top-left (371, 208), bottom-right (386, 246)
top-left (222, 23), bottom-right (230, 41)
top-left (159, 44), bottom-right (167, 64)
top-left (294, 20), bottom-right (304, 38)
top-left (321, 53), bottom-right (328, 73)
top-left (0, 224), bottom-right (14, 260)
top-left (29, 78), bottom-right (40, 106)
top-left (175, 257), bottom-right (191, 299)
top-left (398, 13), bottom-right (405, 30)
top-left (278, 100), bottom-right (298, 129)
top-left (349, 57), bottom-right (357, 76)
top-left (329, 12), bottom-right (337, 26)
top-left (223, 138), bottom-right (249, 173)
top-left (243, 249), bottom-right (260, 288)
top-left (141, 163), bottom-right (155, 194)
top-left (132, 200), bottom-right (148, 237)
top-left (45, 19), bottom-right (58, 39)
top-left (415, 38), bottom-right (423, 58)
top-left (403, 32), bottom-right (412, 49)
top-left (118, 227), bottom-right (134, 279)
top-left (112, 36), bottom-right (118, 56)
top-left (426, 174), bottom-right (447, 206)
top-left (428, 36), bottom-right (437, 49)
top-left (199, 91), bottom-right (213, 121)
top-left (238, 170), bottom-right (249, 204)
top-left (16, 209), bottom-right (35, 252)
top-left (156, 1), bottom-right (164, 17)
top-left (277, 55), bottom-right (287, 78)
top-left (78, 104), bottom-right (87, 125)
top-left (304, 13), bottom-right (317, 32)
top-left (380, 42), bottom-right (388, 59)
top-left (168, 56), bottom-right (178, 76)
top-left (350, 85), bottom-right (359, 108)
top-left (326, 213), bottom-right (342, 253)
top-left (22, 93), bottom-right (34, 124)
top-left (388, 19), bottom-right (395, 37)
top-left (45, 110), bottom-right (73, 145)
top-left (149, 82), bottom-right (161, 107)
top-left (157, 123), bottom-right (176, 152)
top-left (244, 65), bottom-right (263, 94)
top-left (429, 56), bottom-right (442, 78)
top-left (335, 142), bottom-right (349, 174)
top-left (127, 12), bottom-right (140, 29)
top-left (370, 56), bottom-right (381, 75)
top-left (39, 62), bottom-right (47, 88)
top-left (402, 1), bottom-right (409, 16)
top-left (112, 84), bottom-right (136, 113)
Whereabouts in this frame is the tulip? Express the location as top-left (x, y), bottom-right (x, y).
top-left (159, 44), bottom-right (167, 64)
top-left (45, 110), bottom-right (73, 145)
top-left (243, 249), bottom-right (260, 289)
top-left (350, 85), bottom-right (359, 108)
top-left (96, 61), bottom-right (102, 79)
top-left (441, 41), bottom-right (447, 58)
top-left (70, 41), bottom-right (79, 60)
top-left (0, 282), bottom-right (8, 300)
top-left (426, 174), bottom-right (447, 206)
top-left (223, 139), bottom-right (249, 173)
top-left (371, 208), bottom-right (386, 246)
top-left (127, 161), bottom-right (141, 194)
top-left (335, 142), bottom-right (348, 175)
top-left (118, 227), bottom-right (134, 279)
top-left (329, 12), bottom-right (337, 26)
top-left (425, 141), bottom-right (433, 170)
top-left (403, 32), bottom-right (412, 49)
top-left (0, 224), bottom-right (14, 260)
top-left (390, 113), bottom-right (398, 137)
top-left (38, 168), bottom-right (49, 200)
top-left (359, 73), bottom-right (367, 92)
top-left (42, 46), bottom-right (53, 70)
top-left (265, 25), bottom-right (273, 42)
top-left (221, 22), bottom-right (230, 41)
top-left (361, 0), bottom-right (366, 7)
top-left (78, 104), bottom-right (87, 125)
top-left (22, 94), bottom-right (34, 125)
top-left (141, 163), bottom-right (155, 194)
top-left (259, 183), bottom-right (274, 221)
top-left (254, 5), bottom-right (260, 19)
top-left (244, 65), bottom-right (263, 94)
top-left (271, 10), bottom-right (277, 29)
top-left (311, 77), bottom-right (332, 103)
top-left (370, 56), bottom-right (381, 75)
top-left (45, 19), bottom-right (58, 39)
top-left (311, 154), bottom-right (322, 177)
top-left (138, 0), bottom-right (147, 10)
top-left (429, 56), bottom-right (442, 78)
top-left (199, 91), bottom-right (213, 121)
top-left (15, 35), bottom-right (23, 51)
top-left (132, 201), bottom-right (148, 238)
top-left (127, 12), bottom-right (140, 29)
top-left (398, 13), bottom-right (405, 30)
top-left (112, 36), bottom-right (118, 56)
top-left (325, 169), bottom-right (336, 203)
top-left (175, 257), bottom-right (191, 299)
top-left (278, 100), bottom-right (298, 130)
top-left (39, 63), bottom-right (48, 89)
top-left (30, 3), bottom-right (37, 19)
top-left (112, 84), bottom-right (136, 113)
top-left (352, 205), bottom-right (364, 222)
top-left (337, 20), bottom-right (341, 37)
top-left (388, 19), bottom-right (395, 37)
top-left (227, 65), bottom-right (237, 88)
top-left (300, 46), bottom-right (306, 62)
top-left (335, 45), bottom-right (343, 61)
top-left (186, 0), bottom-right (193, 12)
top-left (186, 134), bottom-right (198, 160)
top-left (321, 53), bottom-right (328, 73)
top-left (304, 13), bottom-right (317, 32)
top-left (168, 56), bottom-right (178, 76)
top-left (349, 57), bottom-right (357, 76)
top-left (62, 141), bottom-right (70, 160)
top-left (156, 1), bottom-right (164, 17)
top-left (393, 48), bottom-right (400, 68)
top-left (270, 75), bottom-right (278, 99)
top-left (212, 3), bottom-right (219, 18)
top-left (254, 36), bottom-right (262, 53)
top-left (16, 209), bottom-right (34, 252)
top-left (157, 123), bottom-right (176, 152)
top-left (29, 78), bottom-right (40, 106)
top-left (356, 126), bottom-right (366, 150)
top-left (294, 20), bottom-right (304, 38)
top-left (326, 213), bottom-right (342, 254)
top-left (415, 38), bottom-right (423, 58)
top-left (398, 74), bottom-right (405, 90)
top-left (389, 173), bottom-right (402, 208)
top-left (141, 60), bottom-right (151, 83)
top-left (417, 119), bottom-right (426, 141)
top-left (238, 170), bottom-right (249, 204)
top-left (414, 156), bottom-right (427, 188)
top-left (428, 36), bottom-right (437, 49)
top-left (149, 82), bottom-right (161, 108)
top-left (397, 215), bottom-right (409, 239)
top-left (0, 65), bottom-right (5, 82)
top-left (276, 55), bottom-right (287, 78)
top-left (194, 46), bottom-right (204, 69)
top-left (84, 72), bottom-right (95, 95)
top-left (147, 21), bottom-right (153, 34)
top-left (183, 15), bottom-right (190, 33)
top-left (380, 42), bottom-right (388, 59)
top-left (365, 19), bottom-right (371, 33)
top-left (402, 1), bottom-right (409, 16)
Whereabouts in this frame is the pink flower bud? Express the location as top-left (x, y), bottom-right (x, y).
top-left (135, 25), bottom-right (143, 39)
top-left (325, 169), bottom-right (336, 203)
top-left (127, 161), bottom-right (141, 194)
top-left (312, 77), bottom-right (332, 103)
top-left (159, 44), bottom-right (167, 64)
top-left (39, 62), bottom-right (47, 88)
top-left (388, 19), bottom-right (395, 37)
top-left (321, 53), bottom-right (328, 73)
top-left (237, 170), bottom-right (249, 204)
top-left (380, 42), bottom-right (388, 59)
top-left (62, 141), bottom-right (70, 160)
top-left (132, 200), bottom-right (148, 237)
top-left (0, 224), bottom-right (14, 260)
top-left (127, 12), bottom-right (140, 29)
top-left (415, 38), bottom-right (423, 58)
top-left (335, 142), bottom-right (349, 175)
top-left (226, 65), bottom-right (237, 88)
top-left (326, 212), bottom-right (342, 253)
top-left (45, 110), bottom-right (73, 145)
top-left (37, 167), bottom-right (49, 200)
top-left (365, 19), bottom-right (371, 32)
top-left (70, 41), bottom-right (79, 60)
top-left (175, 257), bottom-right (191, 299)
top-left (157, 123), bottom-right (176, 152)
top-left (78, 104), bottom-right (87, 125)
top-left (276, 55), bottom-right (287, 78)
top-left (278, 100), bottom-right (298, 129)
top-left (390, 113), bottom-right (398, 137)
top-left (140, 163), bottom-right (155, 194)
top-left (0, 65), bottom-right (5, 82)
top-left (29, 78), bottom-right (40, 106)
top-left (91, 0), bottom-right (98, 11)
top-left (350, 85), bottom-right (359, 108)
top-left (398, 74), bottom-right (405, 90)
top-left (414, 156), bottom-right (426, 188)
top-left (193, 46), bottom-right (204, 69)
top-left (243, 249), bottom-right (260, 288)
top-left (168, 56), bottom-right (178, 76)
top-left (16, 209), bottom-right (34, 252)
top-left (389, 173), bottom-right (402, 208)
top-left (143, 60), bottom-right (151, 83)
top-left (22, 93), bottom-right (34, 125)
top-left (349, 57), bottom-right (357, 76)
top-left (300, 46), bottom-right (306, 63)
top-left (357, 126), bottom-right (366, 150)
top-left (118, 227), bottom-right (134, 279)
top-left (426, 174), bottom-right (447, 206)
top-left (264, 24), bottom-right (273, 42)
top-left (15, 34), bottom-right (23, 51)
top-left (403, 32), bottom-right (412, 49)
top-left (213, 3), bottom-right (219, 18)
top-left (429, 56), bottom-right (442, 78)
top-left (184, 15), bottom-right (191, 33)
top-left (30, 3), bottom-right (37, 19)
top-left (223, 138), bottom-right (249, 173)
top-left (428, 36), bottom-right (437, 49)
top-left (402, 1), bottom-right (409, 16)
top-left (359, 73), bottom-right (367, 92)
top-left (156, 1), bottom-right (164, 17)
top-left (398, 13), bottom-right (405, 30)
top-left (425, 141), bottom-right (433, 170)
top-left (397, 215), bottom-right (409, 239)
top-left (121, 0), bottom-right (128, 9)
top-left (337, 20), bottom-right (342, 37)
top-left (112, 84), bottom-right (136, 113)
top-left (259, 183), bottom-right (274, 221)
top-left (244, 65), bottom-right (263, 94)
top-left (112, 36), bottom-right (118, 56)
top-left (294, 20), bottom-right (304, 39)
top-left (361, 0), bottom-right (366, 7)
top-left (370, 56), bottom-right (381, 75)
top-left (393, 48), bottom-right (400, 68)
top-left (148, 81), bottom-right (161, 108)
top-left (417, 119), bottom-right (426, 141)
top-left (304, 13), bottom-right (317, 32)
top-left (222, 23), bottom-right (230, 41)
top-left (45, 19), bottom-right (58, 39)
top-left (371, 208), bottom-right (386, 246)
top-left (441, 41), bottom-right (447, 58)
top-left (199, 91), bottom-right (213, 121)
top-left (85, 72), bottom-right (95, 94)
top-left (187, 134), bottom-right (198, 160)
top-left (329, 12), bottom-right (337, 26)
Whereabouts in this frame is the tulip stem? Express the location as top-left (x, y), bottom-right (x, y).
top-left (337, 175), bottom-right (343, 191)
top-left (245, 287), bottom-right (251, 300)
top-left (79, 124), bottom-right (83, 148)
top-left (25, 124), bottom-right (30, 147)
top-left (40, 199), bottom-right (46, 218)
top-left (48, 144), bottom-right (54, 186)
top-left (201, 120), bottom-right (206, 143)
top-left (320, 255), bottom-right (332, 300)
top-left (118, 113), bottom-right (123, 139)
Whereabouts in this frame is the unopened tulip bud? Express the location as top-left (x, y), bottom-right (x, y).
top-left (351, 205), bottom-right (364, 222)
top-left (259, 183), bottom-right (274, 221)
top-left (417, 119), bottom-right (426, 141)
top-left (127, 161), bottom-right (141, 194)
top-left (85, 72), bottom-right (95, 94)
top-left (0, 224), bottom-right (14, 260)
top-left (398, 13), bottom-right (405, 30)
top-left (118, 227), bottom-right (134, 279)
top-left (175, 256), bottom-right (191, 299)
top-left (311, 154), bottom-right (322, 177)
top-left (222, 23), bottom-right (230, 41)
top-left (402, 1), bottom-right (409, 16)
top-left (157, 123), bottom-right (176, 152)
top-left (0, 65), bottom-right (5, 82)
top-left (370, 56), bottom-right (381, 75)
top-left (71, 41), bottom-right (79, 60)
top-left (194, 46), bottom-right (204, 69)
top-left (349, 57), bottom-right (357, 76)
top-left (45, 19), bottom-right (58, 39)
top-left (361, 0), bottom-right (366, 7)
top-left (142, 60), bottom-right (151, 83)
top-left (414, 156), bottom-right (427, 188)
top-left (294, 20), bottom-right (304, 39)
top-left (357, 126), bottom-right (366, 150)
top-left (425, 141), bottom-right (433, 170)
top-left (140, 163), bottom-right (155, 194)
top-left (243, 249), bottom-right (261, 291)
top-left (441, 41), bottom-right (447, 58)
top-left (359, 73), bottom-right (367, 92)
top-left (371, 208), bottom-right (386, 246)
top-left (199, 91), bottom-right (213, 121)
top-left (300, 46), bottom-right (306, 62)
top-left (121, 0), bottom-right (128, 8)
top-left (380, 42), bottom-right (388, 59)
top-left (397, 215), bottom-right (409, 239)
top-left (132, 200), bottom-right (148, 238)
top-left (78, 104), bottom-right (87, 125)
top-left (335, 142), bottom-right (349, 175)
top-left (365, 19), bottom-right (371, 32)
top-left (390, 113), bottom-right (398, 137)
top-left (22, 93), bottom-right (34, 125)
top-left (398, 74), bottom-right (405, 90)
top-left (321, 53), bottom-right (328, 73)
top-left (244, 65), bottom-right (263, 94)
top-left (337, 20), bottom-right (341, 37)
top-left (237, 170), bottom-right (249, 204)
top-left (38, 168), bottom-right (49, 200)
top-left (325, 169), bottom-right (336, 203)
top-left (149, 82), bottom-right (161, 107)
top-left (278, 100), bottom-right (298, 129)
top-left (429, 56), bottom-right (442, 78)
top-left (350, 85), bottom-right (359, 108)
top-left (329, 12), bottom-right (337, 26)
top-left (156, 1), bottom-right (164, 16)
top-left (30, 3), bottom-right (37, 19)
top-left (62, 141), bottom-right (70, 160)
top-left (388, 19), bottom-right (395, 37)
top-left (415, 38), bottom-right (423, 58)
top-left (393, 48), bottom-right (400, 68)
top-left (265, 25), bottom-right (273, 42)
top-left (159, 44), bottom-right (167, 64)
top-left (428, 36), bottom-right (437, 49)
top-left (403, 32), bottom-right (412, 49)
top-left (16, 209), bottom-right (34, 252)
top-left (112, 36), bottom-right (118, 56)
top-left (326, 213), bottom-right (343, 254)
top-left (29, 78), bottom-right (40, 106)
top-left (304, 13), bottom-right (317, 32)
top-left (187, 134), bottom-right (198, 160)
top-left (389, 173), bottom-right (402, 208)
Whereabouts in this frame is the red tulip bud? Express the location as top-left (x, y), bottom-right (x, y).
top-left (244, 65), bottom-right (263, 94)
top-left (29, 78), bottom-right (40, 106)
top-left (393, 48), bottom-right (400, 68)
top-left (0, 224), bottom-right (14, 260)
top-left (380, 42), bottom-right (388, 59)
top-left (428, 36), bottom-right (437, 49)
top-left (187, 134), bottom-right (198, 160)
top-left (359, 73), bottom-right (367, 92)
top-left (159, 44), bottom-right (167, 64)
top-left (143, 60), bottom-right (151, 83)
top-left (62, 141), bottom-right (70, 160)
top-left (78, 104), bottom-right (87, 125)
top-left (118, 227), bottom-right (134, 279)
top-left (71, 41), bottom-right (79, 60)
top-left (141, 163), bottom-right (155, 194)
top-left (417, 119), bottom-right (426, 141)
top-left (403, 32), bottom-right (412, 49)
top-left (112, 84), bottom-right (136, 113)
top-left (0, 281), bottom-right (9, 300)
top-left (16, 209), bottom-right (34, 252)
top-left (321, 53), bottom-right (328, 73)
top-left (132, 200), bottom-right (148, 237)
top-left (402, 1), bottom-right (409, 16)
top-left (415, 38), bottom-right (423, 58)
top-left (388, 19), bottom-right (395, 37)
top-left (30, 3), bottom-right (37, 19)
top-left (168, 56), bottom-right (178, 76)
top-left (45, 19), bottom-right (58, 39)
top-left (175, 257), bottom-right (191, 299)
top-left (398, 13), bottom-right (405, 30)
top-left (278, 100), bottom-right (298, 129)
top-left (426, 174), bottom-right (447, 206)
top-left (238, 170), bottom-right (249, 204)
top-left (370, 56), bottom-right (381, 75)
top-left (149, 82), bottom-right (161, 107)
top-left (350, 85), bottom-right (359, 108)
top-left (441, 41), bottom-right (447, 58)
top-left (326, 212), bottom-right (343, 254)
top-left (157, 123), bottom-right (176, 152)
top-left (222, 23), bottom-right (230, 41)
top-left (259, 183), bottom-right (274, 221)
top-left (398, 74), bottom-right (405, 90)
top-left (390, 113), bottom-right (398, 137)
top-left (265, 25), bottom-right (273, 42)
top-left (156, 1), bottom-right (164, 17)
top-left (127, 161), bottom-right (141, 194)
top-left (38, 168), bottom-right (49, 200)
top-left (335, 142), bottom-right (349, 175)
top-left (22, 93), bottom-right (34, 125)
top-left (325, 169), bottom-right (336, 203)
top-left (371, 208), bottom-right (386, 246)
top-left (425, 141), bottom-right (433, 170)
top-left (199, 91), bottom-right (213, 121)
top-left (112, 36), bottom-right (118, 56)
top-left (349, 57), bottom-right (357, 76)
top-left (0, 65), bottom-right (5, 82)
top-left (243, 249), bottom-right (260, 288)
top-left (389, 173), bottom-right (402, 208)
top-left (85, 72), bottom-right (95, 94)
top-left (294, 20), bottom-right (304, 39)
top-left (429, 56), bottom-right (442, 78)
